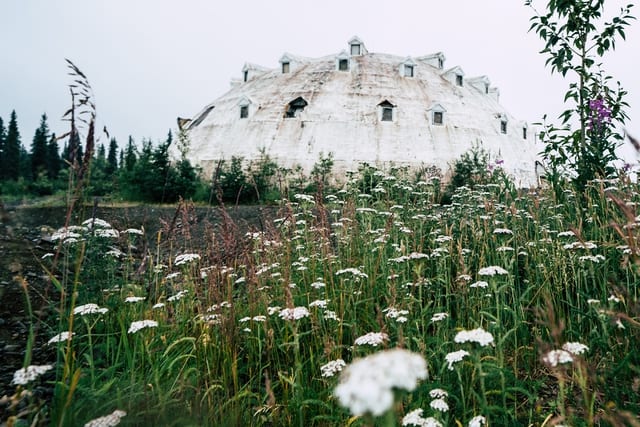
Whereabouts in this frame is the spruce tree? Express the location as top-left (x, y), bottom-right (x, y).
top-left (0, 117), bottom-right (5, 176)
top-left (31, 113), bottom-right (50, 177)
top-left (106, 137), bottom-right (118, 175)
top-left (2, 111), bottom-right (22, 181)
top-left (47, 133), bottom-right (61, 180)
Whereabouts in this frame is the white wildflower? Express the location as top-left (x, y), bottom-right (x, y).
top-left (445, 349), bottom-right (470, 370)
top-left (309, 299), bottom-right (329, 309)
top-left (324, 310), bottom-right (340, 321)
top-left (493, 228), bottom-right (513, 235)
top-left (152, 303), bottom-right (165, 309)
top-left (430, 397), bottom-right (449, 412)
top-left (310, 279), bottom-right (326, 289)
top-left (84, 410), bottom-right (127, 427)
top-left (73, 303), bottom-right (108, 316)
top-left (121, 228), bottom-right (143, 235)
top-left (321, 359), bottom-right (346, 377)
top-left (48, 331), bottom-right (74, 345)
top-left (174, 253), bottom-right (201, 266)
top-left (454, 328), bottom-right (494, 347)
top-left (267, 306), bottom-right (281, 315)
top-left (165, 272), bottom-right (181, 280)
top-left (167, 290), bottom-right (188, 302)
top-left (94, 228), bottom-right (119, 238)
top-left (563, 241), bottom-right (598, 250)
top-left (543, 349), bottom-right (573, 367)
top-left (336, 267), bottom-right (368, 279)
top-left (82, 218), bottom-right (112, 229)
top-left (468, 415), bottom-right (487, 427)
top-left (12, 364), bottom-right (53, 385)
top-left (608, 294), bottom-right (621, 303)
top-left (124, 296), bottom-right (145, 303)
top-left (562, 342), bottom-right (589, 355)
top-left (478, 266), bottom-right (509, 276)
top-left (402, 409), bottom-right (443, 427)
top-left (431, 312), bottom-right (448, 322)
top-left (128, 320), bottom-right (158, 334)
top-left (429, 388), bottom-right (448, 399)
top-left (470, 281), bottom-right (489, 288)
top-left (335, 348), bottom-right (427, 416)
top-left (279, 307), bottom-right (310, 321)
top-left (354, 332), bottom-right (388, 346)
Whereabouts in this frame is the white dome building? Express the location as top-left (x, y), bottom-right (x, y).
top-left (180, 37), bottom-right (540, 186)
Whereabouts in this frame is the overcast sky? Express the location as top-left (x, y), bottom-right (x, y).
top-left (2, 0), bottom-right (638, 158)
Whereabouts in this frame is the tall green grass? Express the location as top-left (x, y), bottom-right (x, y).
top-left (5, 170), bottom-right (640, 426)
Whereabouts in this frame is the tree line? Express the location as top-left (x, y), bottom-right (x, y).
top-left (0, 110), bottom-right (200, 203)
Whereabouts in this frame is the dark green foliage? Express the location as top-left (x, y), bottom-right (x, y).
top-left (527, 0), bottom-right (635, 193)
top-left (212, 156), bottom-right (252, 203)
top-left (441, 145), bottom-right (491, 204)
top-left (106, 137), bottom-right (118, 175)
top-left (30, 114), bottom-right (50, 178)
top-left (46, 133), bottom-right (61, 180)
top-left (2, 110), bottom-right (23, 181)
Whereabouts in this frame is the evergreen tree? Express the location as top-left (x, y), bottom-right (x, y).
top-left (106, 137), bottom-right (118, 175)
top-left (2, 110), bottom-right (22, 180)
top-left (0, 117), bottom-right (5, 175)
top-left (47, 133), bottom-right (61, 180)
top-left (31, 113), bottom-right (50, 177)
top-left (124, 136), bottom-right (137, 171)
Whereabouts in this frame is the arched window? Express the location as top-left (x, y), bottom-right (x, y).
top-left (285, 97), bottom-right (308, 118)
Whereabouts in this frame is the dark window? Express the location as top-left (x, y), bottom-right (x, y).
top-left (282, 62), bottom-right (290, 73)
top-left (485, 84), bottom-right (489, 94)
top-left (338, 59), bottom-right (349, 71)
top-left (456, 74), bottom-right (463, 86)
top-left (381, 107), bottom-right (393, 121)
top-left (438, 58), bottom-right (444, 69)
top-left (404, 64), bottom-right (414, 77)
top-left (240, 106), bottom-right (248, 119)
top-left (501, 120), bottom-right (508, 134)
top-left (523, 127), bottom-right (527, 139)
top-left (243, 70), bottom-right (248, 82)
top-left (433, 111), bottom-right (444, 125)
top-left (351, 44), bottom-right (361, 55)
top-left (285, 97), bottom-right (308, 118)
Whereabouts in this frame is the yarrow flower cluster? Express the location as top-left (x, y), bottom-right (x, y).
top-left (402, 408), bottom-right (443, 427)
top-left (128, 320), bottom-right (158, 334)
top-left (454, 327), bottom-right (494, 347)
top-left (354, 332), bottom-right (388, 346)
top-left (445, 349), bottom-right (470, 370)
top-left (48, 331), bottom-right (74, 345)
top-left (174, 253), bottom-right (201, 266)
top-left (430, 312), bottom-right (448, 322)
top-left (84, 409), bottom-right (127, 427)
top-left (320, 359), bottom-right (346, 377)
top-left (12, 364), bottom-right (53, 385)
top-left (468, 415), bottom-right (487, 427)
top-left (477, 266), bottom-right (509, 276)
top-left (278, 306), bottom-right (310, 320)
top-left (73, 303), bottom-right (108, 316)
top-left (334, 348), bottom-right (428, 416)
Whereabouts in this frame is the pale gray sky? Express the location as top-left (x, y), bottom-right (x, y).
top-left (2, 0), bottom-right (638, 157)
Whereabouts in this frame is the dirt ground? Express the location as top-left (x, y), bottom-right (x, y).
top-left (0, 202), bottom-right (275, 403)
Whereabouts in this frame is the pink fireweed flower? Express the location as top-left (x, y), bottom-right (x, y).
top-left (454, 328), bottom-right (494, 347)
top-left (354, 332), bottom-right (388, 346)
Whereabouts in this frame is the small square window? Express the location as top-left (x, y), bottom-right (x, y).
top-left (282, 62), bottom-right (290, 74)
top-left (404, 64), bottom-right (414, 77)
top-left (243, 71), bottom-right (248, 82)
top-left (240, 106), bottom-right (248, 119)
top-left (433, 111), bottom-right (444, 125)
top-left (501, 120), bottom-right (508, 134)
top-left (456, 74), bottom-right (463, 86)
top-left (381, 107), bottom-right (393, 121)
top-left (351, 44), bottom-right (361, 55)
top-left (338, 59), bottom-right (349, 71)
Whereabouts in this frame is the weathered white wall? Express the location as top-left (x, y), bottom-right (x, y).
top-left (184, 42), bottom-right (540, 187)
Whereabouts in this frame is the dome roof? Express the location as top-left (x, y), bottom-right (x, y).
top-left (182, 38), bottom-right (540, 186)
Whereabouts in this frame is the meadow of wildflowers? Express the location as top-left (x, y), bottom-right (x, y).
top-left (4, 167), bottom-right (640, 426)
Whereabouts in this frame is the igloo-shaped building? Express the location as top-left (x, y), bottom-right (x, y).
top-left (180, 37), bottom-right (540, 186)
